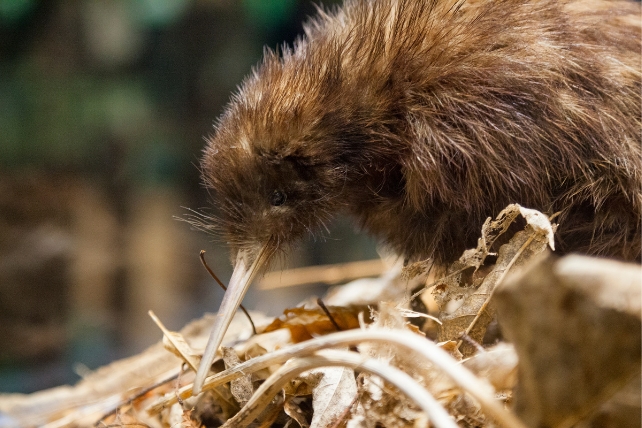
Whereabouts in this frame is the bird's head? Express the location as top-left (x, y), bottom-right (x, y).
top-left (192, 50), bottom-right (352, 392)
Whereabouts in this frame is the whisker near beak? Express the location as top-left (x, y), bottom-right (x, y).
top-left (192, 243), bottom-right (271, 394)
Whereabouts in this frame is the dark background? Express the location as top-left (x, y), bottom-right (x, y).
top-left (0, 0), bottom-right (379, 393)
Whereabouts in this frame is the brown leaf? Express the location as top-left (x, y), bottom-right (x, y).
top-left (181, 407), bottom-right (204, 428)
top-left (263, 306), bottom-right (365, 343)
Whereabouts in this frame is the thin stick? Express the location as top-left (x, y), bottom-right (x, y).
top-left (199, 250), bottom-right (257, 335)
top-left (317, 298), bottom-right (343, 331)
top-left (258, 259), bottom-right (385, 289)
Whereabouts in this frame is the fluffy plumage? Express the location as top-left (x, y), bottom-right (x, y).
top-left (201, 0), bottom-right (641, 265)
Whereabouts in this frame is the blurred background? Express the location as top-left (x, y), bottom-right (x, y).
top-left (0, 0), bottom-right (380, 393)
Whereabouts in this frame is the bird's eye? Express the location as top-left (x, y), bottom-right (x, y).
top-left (270, 190), bottom-right (287, 206)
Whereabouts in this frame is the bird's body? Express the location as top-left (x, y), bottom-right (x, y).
top-left (193, 0), bottom-right (641, 392)
top-left (203, 0), bottom-right (641, 264)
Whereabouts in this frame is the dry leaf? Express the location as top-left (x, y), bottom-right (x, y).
top-left (181, 407), bottom-right (203, 428)
top-left (438, 341), bottom-right (463, 361)
top-left (221, 347), bottom-right (253, 406)
top-left (432, 204), bottom-right (551, 308)
top-left (308, 366), bottom-right (357, 428)
top-left (353, 304), bottom-right (434, 428)
top-left (406, 203), bottom-right (521, 283)
top-left (517, 206), bottom-right (555, 250)
top-left (168, 403), bottom-right (203, 428)
top-left (435, 206), bottom-right (555, 355)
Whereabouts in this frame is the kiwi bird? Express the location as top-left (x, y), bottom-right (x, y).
top-left (192, 0), bottom-right (641, 392)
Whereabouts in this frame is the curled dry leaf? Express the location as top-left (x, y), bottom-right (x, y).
top-left (431, 205), bottom-right (556, 355)
top-left (431, 204), bottom-right (554, 307)
top-left (403, 203), bottom-right (522, 281)
top-left (517, 206), bottom-right (555, 250)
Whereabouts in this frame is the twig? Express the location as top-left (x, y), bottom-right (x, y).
top-left (317, 298), bottom-right (343, 331)
top-left (220, 350), bottom-right (458, 428)
top-left (258, 259), bottom-right (385, 289)
top-left (200, 250), bottom-right (257, 335)
top-left (175, 365), bottom-right (186, 406)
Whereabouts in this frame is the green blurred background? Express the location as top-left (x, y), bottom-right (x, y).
top-left (0, 0), bottom-right (380, 393)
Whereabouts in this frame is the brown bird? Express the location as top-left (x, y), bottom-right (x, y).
top-left (192, 0), bottom-right (641, 392)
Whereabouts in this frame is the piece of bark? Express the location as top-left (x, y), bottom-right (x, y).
top-left (495, 254), bottom-right (641, 428)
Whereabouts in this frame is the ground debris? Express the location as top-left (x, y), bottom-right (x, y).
top-left (0, 205), bottom-right (638, 428)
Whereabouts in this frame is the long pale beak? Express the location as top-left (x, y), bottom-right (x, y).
top-left (192, 244), bottom-right (271, 394)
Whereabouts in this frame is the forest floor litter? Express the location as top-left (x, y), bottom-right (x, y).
top-left (0, 204), bottom-right (640, 427)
